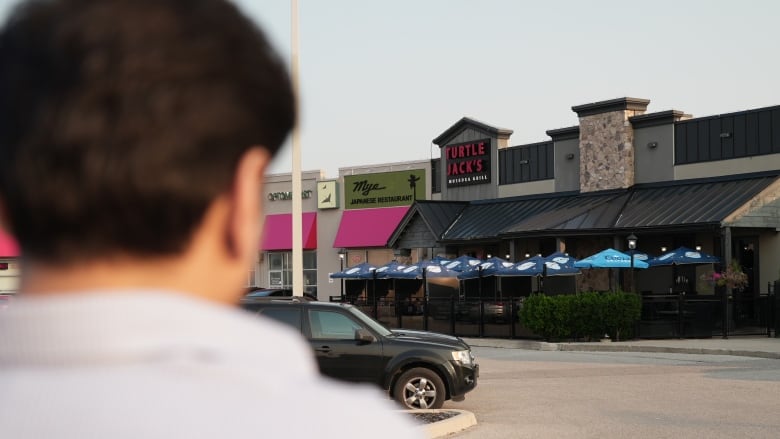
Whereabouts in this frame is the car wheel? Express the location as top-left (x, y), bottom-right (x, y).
top-left (393, 367), bottom-right (445, 409)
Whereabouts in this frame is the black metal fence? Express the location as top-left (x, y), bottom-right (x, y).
top-left (331, 284), bottom-right (777, 340)
top-left (639, 288), bottom-right (775, 339)
top-left (332, 296), bottom-right (536, 339)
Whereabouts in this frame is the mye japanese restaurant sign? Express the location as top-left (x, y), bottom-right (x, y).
top-left (344, 169), bottom-right (426, 209)
top-left (445, 138), bottom-right (491, 187)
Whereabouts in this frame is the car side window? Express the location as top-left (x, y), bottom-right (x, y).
top-left (257, 307), bottom-right (302, 332)
top-left (308, 309), bottom-right (363, 340)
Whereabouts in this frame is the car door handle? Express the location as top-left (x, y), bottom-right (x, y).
top-left (314, 346), bottom-right (331, 353)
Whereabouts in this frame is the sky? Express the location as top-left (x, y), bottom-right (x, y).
top-left (2, 0), bottom-right (779, 178)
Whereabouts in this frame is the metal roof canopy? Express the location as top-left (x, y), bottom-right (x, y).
top-left (434, 172), bottom-right (779, 243)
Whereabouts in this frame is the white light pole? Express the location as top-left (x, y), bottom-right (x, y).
top-left (290, 0), bottom-right (303, 296)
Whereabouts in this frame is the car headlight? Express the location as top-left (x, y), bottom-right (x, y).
top-left (451, 349), bottom-right (474, 366)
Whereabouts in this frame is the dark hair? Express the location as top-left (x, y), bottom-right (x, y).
top-left (0, 0), bottom-right (295, 263)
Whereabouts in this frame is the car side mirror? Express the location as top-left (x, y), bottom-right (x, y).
top-left (354, 328), bottom-right (376, 344)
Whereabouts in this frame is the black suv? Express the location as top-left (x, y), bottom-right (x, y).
top-left (241, 297), bottom-right (478, 409)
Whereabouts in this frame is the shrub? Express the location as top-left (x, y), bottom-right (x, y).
top-left (520, 290), bottom-right (641, 342)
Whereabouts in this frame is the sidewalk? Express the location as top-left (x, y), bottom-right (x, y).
top-left (463, 336), bottom-right (780, 359)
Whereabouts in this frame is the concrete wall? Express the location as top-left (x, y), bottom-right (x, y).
top-left (553, 137), bottom-right (580, 192)
top-left (675, 153), bottom-right (780, 181)
top-left (634, 124), bottom-right (675, 184)
top-left (262, 170), bottom-right (322, 215)
top-left (497, 179), bottom-right (555, 198)
top-left (759, 231), bottom-right (780, 293)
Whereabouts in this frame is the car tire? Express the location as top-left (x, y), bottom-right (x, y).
top-left (393, 367), bottom-right (446, 410)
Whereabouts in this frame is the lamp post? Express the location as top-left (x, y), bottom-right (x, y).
top-left (338, 248), bottom-right (347, 301)
top-left (627, 233), bottom-right (638, 294)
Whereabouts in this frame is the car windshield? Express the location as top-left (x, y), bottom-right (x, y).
top-left (345, 305), bottom-right (393, 337)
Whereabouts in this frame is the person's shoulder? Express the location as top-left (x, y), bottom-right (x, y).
top-left (244, 380), bottom-right (424, 438)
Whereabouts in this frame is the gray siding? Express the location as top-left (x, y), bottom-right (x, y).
top-left (634, 124), bottom-right (675, 184)
top-left (553, 138), bottom-right (580, 192)
top-left (395, 215), bottom-right (439, 249)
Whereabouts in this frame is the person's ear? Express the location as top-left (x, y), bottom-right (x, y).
top-left (225, 147), bottom-right (270, 261)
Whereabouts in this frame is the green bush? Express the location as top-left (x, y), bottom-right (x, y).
top-left (520, 290), bottom-right (641, 342)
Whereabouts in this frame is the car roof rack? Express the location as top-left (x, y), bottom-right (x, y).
top-left (241, 295), bottom-right (316, 303)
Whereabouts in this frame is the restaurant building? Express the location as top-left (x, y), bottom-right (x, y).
top-left (256, 161), bottom-right (432, 298)
top-left (258, 97), bottom-right (779, 337)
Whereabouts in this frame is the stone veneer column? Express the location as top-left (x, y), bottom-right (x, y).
top-left (572, 97), bottom-right (650, 192)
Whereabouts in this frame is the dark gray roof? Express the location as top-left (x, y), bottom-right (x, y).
top-left (614, 175), bottom-right (777, 229)
top-left (437, 173), bottom-right (779, 243)
top-left (432, 117), bottom-right (513, 146)
top-left (387, 201), bottom-right (468, 246)
top-left (440, 194), bottom-right (575, 242)
top-left (502, 192), bottom-right (629, 235)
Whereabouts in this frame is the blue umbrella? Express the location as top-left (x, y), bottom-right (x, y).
top-left (373, 261), bottom-right (410, 278)
top-left (442, 255), bottom-right (482, 272)
top-left (457, 257), bottom-right (514, 280)
top-left (541, 252), bottom-right (581, 276)
top-left (392, 260), bottom-right (460, 279)
top-left (648, 246), bottom-right (720, 266)
top-left (330, 262), bottom-right (378, 279)
top-left (574, 248), bottom-right (649, 269)
top-left (504, 255), bottom-right (546, 277)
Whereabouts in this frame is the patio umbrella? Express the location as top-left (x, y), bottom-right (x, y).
top-left (373, 261), bottom-right (408, 278)
top-left (574, 248), bottom-right (649, 269)
top-left (329, 262), bottom-right (378, 279)
top-left (388, 260), bottom-right (459, 301)
top-left (574, 248), bottom-right (648, 292)
top-left (456, 257), bottom-right (514, 280)
top-left (392, 260), bottom-right (460, 280)
top-left (541, 252), bottom-right (581, 276)
top-left (504, 255), bottom-right (546, 277)
top-left (648, 246), bottom-right (720, 266)
top-left (442, 255), bottom-right (482, 272)
top-left (456, 257), bottom-right (514, 298)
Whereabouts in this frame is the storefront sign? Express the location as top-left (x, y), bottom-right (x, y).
top-left (445, 138), bottom-right (491, 187)
top-left (344, 169), bottom-right (426, 209)
top-left (267, 190), bottom-right (313, 201)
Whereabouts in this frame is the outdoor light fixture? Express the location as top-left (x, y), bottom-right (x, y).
top-left (505, 253), bottom-right (511, 260)
top-left (695, 245), bottom-right (702, 251)
top-left (565, 153), bottom-right (575, 160)
top-left (661, 246), bottom-right (667, 252)
top-left (627, 234), bottom-right (638, 250)
top-left (525, 253), bottom-right (530, 258)
top-left (486, 253), bottom-right (492, 259)
top-left (647, 142), bottom-right (658, 149)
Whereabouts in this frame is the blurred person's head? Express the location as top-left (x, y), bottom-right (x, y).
top-left (0, 0), bottom-right (295, 301)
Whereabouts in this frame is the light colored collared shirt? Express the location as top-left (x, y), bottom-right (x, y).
top-left (0, 291), bottom-right (422, 438)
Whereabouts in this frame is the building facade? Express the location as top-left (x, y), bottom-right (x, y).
top-left (260, 97), bottom-right (779, 309)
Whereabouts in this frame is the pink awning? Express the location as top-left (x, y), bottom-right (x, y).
top-left (261, 212), bottom-right (317, 250)
top-left (333, 206), bottom-right (409, 248)
top-left (0, 230), bottom-right (19, 257)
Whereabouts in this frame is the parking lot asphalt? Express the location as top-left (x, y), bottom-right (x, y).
top-left (422, 335), bottom-right (780, 438)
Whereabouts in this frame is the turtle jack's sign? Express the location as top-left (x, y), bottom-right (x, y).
top-left (445, 138), bottom-right (491, 187)
top-left (344, 169), bottom-right (426, 209)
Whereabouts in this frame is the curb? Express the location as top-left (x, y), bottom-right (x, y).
top-left (555, 343), bottom-right (780, 360)
top-left (412, 409), bottom-right (477, 438)
top-left (462, 338), bottom-right (780, 360)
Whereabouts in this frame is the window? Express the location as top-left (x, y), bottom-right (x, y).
top-left (258, 308), bottom-right (302, 331)
top-left (267, 251), bottom-right (317, 294)
top-left (308, 309), bottom-right (363, 340)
